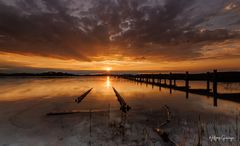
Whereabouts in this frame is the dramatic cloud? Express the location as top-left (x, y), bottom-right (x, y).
top-left (0, 0), bottom-right (240, 71)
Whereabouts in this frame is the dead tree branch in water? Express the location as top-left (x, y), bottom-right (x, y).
top-left (154, 105), bottom-right (179, 146)
top-left (112, 87), bottom-right (131, 113)
top-left (75, 88), bottom-right (93, 103)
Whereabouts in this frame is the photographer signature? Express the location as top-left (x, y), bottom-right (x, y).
top-left (209, 135), bottom-right (235, 142)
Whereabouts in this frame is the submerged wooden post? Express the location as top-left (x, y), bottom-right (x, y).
top-left (108, 104), bottom-right (110, 126)
top-left (152, 74), bottom-right (155, 84)
top-left (164, 74), bottom-right (167, 85)
top-left (75, 88), bottom-right (93, 103)
top-left (206, 72), bottom-right (210, 93)
top-left (152, 75), bottom-right (154, 88)
top-left (159, 73), bottom-right (162, 85)
top-left (186, 71), bottom-right (189, 99)
top-left (89, 109), bottom-right (92, 137)
top-left (169, 72), bottom-right (172, 94)
top-left (158, 73), bottom-right (162, 91)
top-left (169, 73), bottom-right (172, 86)
top-left (112, 87), bottom-right (131, 113)
top-left (213, 70), bottom-right (218, 106)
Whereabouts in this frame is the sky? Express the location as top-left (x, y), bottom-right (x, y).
top-left (0, 0), bottom-right (240, 73)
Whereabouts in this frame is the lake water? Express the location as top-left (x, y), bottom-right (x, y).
top-left (0, 76), bottom-right (239, 146)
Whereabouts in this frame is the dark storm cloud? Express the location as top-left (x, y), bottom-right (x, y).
top-left (0, 0), bottom-right (240, 62)
top-left (0, 0), bottom-right (94, 61)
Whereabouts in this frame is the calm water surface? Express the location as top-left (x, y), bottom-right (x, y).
top-left (0, 76), bottom-right (239, 112)
top-left (0, 76), bottom-right (239, 145)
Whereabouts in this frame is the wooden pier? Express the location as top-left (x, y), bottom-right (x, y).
top-left (115, 70), bottom-right (240, 105)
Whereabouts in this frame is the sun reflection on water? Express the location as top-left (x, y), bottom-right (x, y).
top-left (106, 76), bottom-right (111, 88)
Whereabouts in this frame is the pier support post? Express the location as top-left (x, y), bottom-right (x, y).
top-left (159, 73), bottom-right (162, 85)
top-left (146, 76), bottom-right (148, 87)
top-left (152, 74), bottom-right (155, 84)
top-left (186, 71), bottom-right (189, 99)
top-left (164, 76), bottom-right (167, 85)
top-left (169, 72), bottom-right (172, 86)
top-left (170, 72), bottom-right (172, 94)
top-left (158, 74), bottom-right (162, 90)
top-left (213, 70), bottom-right (218, 106)
top-left (206, 72), bottom-right (210, 93)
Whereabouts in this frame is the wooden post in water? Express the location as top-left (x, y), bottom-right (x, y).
top-left (89, 109), bottom-right (92, 137)
top-left (164, 75), bottom-right (167, 85)
top-left (174, 79), bottom-right (176, 87)
top-left (206, 72), bottom-right (210, 93)
top-left (159, 73), bottom-right (162, 91)
top-left (186, 71), bottom-right (189, 99)
top-left (213, 70), bottom-right (218, 106)
top-left (159, 73), bottom-right (162, 85)
top-left (108, 104), bottom-right (110, 126)
top-left (88, 109), bottom-right (92, 146)
top-left (152, 74), bottom-right (155, 84)
top-left (169, 72), bottom-right (172, 94)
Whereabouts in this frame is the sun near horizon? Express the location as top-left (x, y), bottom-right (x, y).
top-left (105, 67), bottom-right (112, 72)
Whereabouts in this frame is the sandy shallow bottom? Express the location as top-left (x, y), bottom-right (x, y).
top-left (0, 97), bottom-right (239, 146)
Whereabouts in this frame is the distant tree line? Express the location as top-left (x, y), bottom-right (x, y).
top-left (0, 71), bottom-right (78, 76)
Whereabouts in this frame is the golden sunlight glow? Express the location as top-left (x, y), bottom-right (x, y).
top-left (105, 76), bottom-right (111, 88)
top-left (105, 67), bottom-right (112, 71)
top-left (0, 48), bottom-right (240, 72)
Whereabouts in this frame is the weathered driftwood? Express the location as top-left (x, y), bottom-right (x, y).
top-left (46, 109), bottom-right (107, 116)
top-left (112, 87), bottom-right (131, 113)
top-left (75, 88), bottom-right (93, 103)
top-left (154, 105), bottom-right (179, 146)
